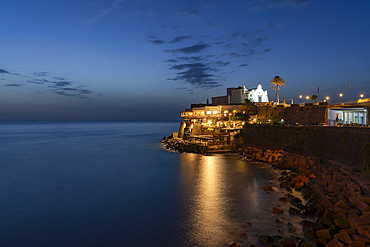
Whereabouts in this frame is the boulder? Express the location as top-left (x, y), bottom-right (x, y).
top-left (315, 229), bottom-right (332, 240)
top-left (273, 207), bottom-right (284, 213)
top-left (348, 241), bottom-right (366, 247)
top-left (278, 238), bottom-right (296, 247)
top-left (348, 217), bottom-right (369, 229)
top-left (352, 234), bottom-right (370, 242)
top-left (333, 231), bottom-right (352, 244)
top-left (333, 218), bottom-right (350, 229)
top-left (258, 235), bottom-right (275, 244)
top-left (325, 239), bottom-right (345, 247)
top-left (301, 242), bottom-right (317, 247)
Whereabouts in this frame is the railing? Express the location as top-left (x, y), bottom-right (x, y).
top-left (333, 100), bottom-right (363, 105)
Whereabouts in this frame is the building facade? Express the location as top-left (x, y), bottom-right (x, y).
top-left (212, 84), bottom-right (269, 104)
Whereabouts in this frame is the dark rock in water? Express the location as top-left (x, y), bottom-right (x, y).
top-left (275, 218), bottom-right (283, 223)
top-left (289, 197), bottom-right (302, 205)
top-left (300, 220), bottom-right (316, 229)
top-left (229, 243), bottom-right (239, 247)
top-left (289, 206), bottom-right (301, 214)
top-left (278, 238), bottom-right (296, 247)
top-left (258, 235), bottom-right (275, 244)
top-left (264, 186), bottom-right (274, 191)
top-left (296, 203), bottom-right (308, 210)
top-left (272, 207), bottom-right (283, 213)
top-left (303, 228), bottom-right (315, 240)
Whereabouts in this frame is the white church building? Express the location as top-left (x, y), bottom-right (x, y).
top-left (212, 84), bottom-right (269, 104)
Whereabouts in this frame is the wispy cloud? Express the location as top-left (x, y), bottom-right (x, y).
top-left (4, 84), bottom-right (22, 87)
top-left (0, 69), bottom-right (9, 74)
top-left (247, 0), bottom-right (313, 11)
top-left (27, 78), bottom-right (49, 84)
top-left (83, 0), bottom-right (126, 27)
top-left (169, 36), bottom-right (192, 44)
top-left (34, 72), bottom-right (49, 77)
top-left (168, 62), bottom-right (221, 89)
top-left (164, 44), bottom-right (210, 54)
top-left (148, 39), bottom-right (165, 45)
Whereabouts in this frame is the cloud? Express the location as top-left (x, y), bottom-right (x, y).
top-left (34, 72), bottom-right (49, 77)
top-left (248, 0), bottom-right (313, 11)
top-left (168, 62), bottom-right (221, 89)
top-left (26, 72), bottom-right (94, 98)
top-left (4, 84), bottom-right (22, 87)
top-left (79, 89), bottom-right (93, 94)
top-left (164, 59), bottom-right (179, 63)
top-left (178, 56), bottom-right (202, 62)
top-left (148, 39), bottom-right (165, 45)
top-left (27, 78), bottom-right (49, 84)
top-left (83, 0), bottom-right (126, 26)
top-left (169, 36), bottom-right (192, 44)
top-left (152, 25), bottom-right (272, 90)
top-left (215, 61), bottom-right (230, 66)
top-left (53, 77), bottom-right (66, 80)
top-left (164, 44), bottom-right (210, 54)
top-left (170, 63), bottom-right (206, 70)
top-left (50, 81), bottom-right (73, 87)
top-left (0, 69), bottom-right (9, 74)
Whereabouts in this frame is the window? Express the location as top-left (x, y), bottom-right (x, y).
top-left (213, 111), bottom-right (218, 114)
top-left (206, 111), bottom-right (211, 115)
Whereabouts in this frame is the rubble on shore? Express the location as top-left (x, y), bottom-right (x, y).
top-left (237, 146), bottom-right (370, 247)
top-left (161, 137), bottom-right (206, 154)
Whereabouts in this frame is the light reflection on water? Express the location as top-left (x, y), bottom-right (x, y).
top-left (0, 122), bottom-right (312, 246)
top-left (177, 153), bottom-right (309, 246)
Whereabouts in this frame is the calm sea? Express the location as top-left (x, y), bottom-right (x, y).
top-left (0, 122), bottom-right (306, 247)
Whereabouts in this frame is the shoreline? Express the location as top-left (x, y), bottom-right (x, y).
top-left (162, 137), bottom-right (370, 246)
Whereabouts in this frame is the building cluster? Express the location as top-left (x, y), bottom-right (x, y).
top-left (181, 84), bottom-right (269, 130)
top-left (180, 83), bottom-right (370, 134)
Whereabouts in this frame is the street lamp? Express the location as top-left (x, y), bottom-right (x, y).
top-left (306, 96), bottom-right (309, 103)
top-left (359, 94), bottom-right (364, 103)
top-left (299, 95), bottom-right (302, 103)
top-left (339, 94), bottom-right (343, 104)
top-left (326, 96), bottom-right (329, 103)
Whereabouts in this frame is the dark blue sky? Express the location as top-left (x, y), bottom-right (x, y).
top-left (1, 0), bottom-right (370, 121)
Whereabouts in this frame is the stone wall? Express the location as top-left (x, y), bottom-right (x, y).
top-left (257, 103), bottom-right (328, 125)
top-left (243, 124), bottom-right (370, 168)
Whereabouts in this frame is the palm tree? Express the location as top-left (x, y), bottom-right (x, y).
top-left (270, 76), bottom-right (285, 105)
top-left (311, 94), bottom-right (318, 103)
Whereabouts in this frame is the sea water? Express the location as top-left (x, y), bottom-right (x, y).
top-left (0, 122), bottom-right (306, 246)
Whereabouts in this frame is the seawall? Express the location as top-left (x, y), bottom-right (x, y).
top-left (243, 124), bottom-right (370, 168)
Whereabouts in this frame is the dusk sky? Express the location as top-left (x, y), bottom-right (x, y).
top-left (1, 0), bottom-right (370, 121)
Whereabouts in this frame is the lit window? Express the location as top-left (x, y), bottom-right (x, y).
top-left (213, 111), bottom-right (218, 114)
top-left (206, 111), bottom-right (211, 115)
